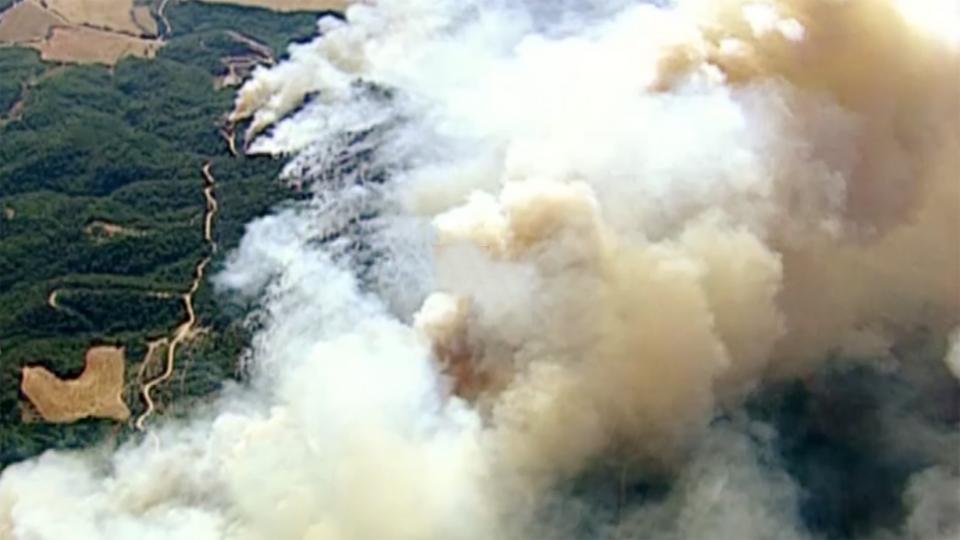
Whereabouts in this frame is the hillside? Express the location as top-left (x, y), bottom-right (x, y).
top-left (0, 1), bottom-right (336, 466)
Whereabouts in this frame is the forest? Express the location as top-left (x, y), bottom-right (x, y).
top-left (0, 1), bottom-right (326, 466)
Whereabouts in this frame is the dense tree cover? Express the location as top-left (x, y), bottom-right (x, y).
top-left (151, 323), bottom-right (252, 418)
top-left (0, 48), bottom-right (45, 116)
top-left (55, 289), bottom-right (184, 335)
top-left (0, 419), bottom-right (115, 467)
top-left (167, 2), bottom-right (325, 55)
top-left (0, 2), bottom-right (318, 467)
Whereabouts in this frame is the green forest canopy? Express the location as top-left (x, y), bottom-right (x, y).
top-left (0, 1), bottom-right (326, 467)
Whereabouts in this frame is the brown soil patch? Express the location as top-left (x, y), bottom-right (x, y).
top-left (44, 0), bottom-right (154, 36)
top-left (131, 5), bottom-right (158, 36)
top-left (84, 219), bottom-right (144, 239)
top-left (0, 0), bottom-right (66, 44)
top-left (198, 0), bottom-right (349, 13)
top-left (21, 345), bottom-right (131, 423)
top-left (30, 26), bottom-right (161, 65)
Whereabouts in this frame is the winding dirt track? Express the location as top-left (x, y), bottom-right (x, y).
top-left (0, 86), bottom-right (30, 129)
top-left (134, 162), bottom-right (219, 430)
top-left (221, 124), bottom-right (239, 156)
top-left (156, 0), bottom-right (172, 38)
top-left (0, 67), bottom-right (65, 128)
top-left (224, 30), bottom-right (275, 64)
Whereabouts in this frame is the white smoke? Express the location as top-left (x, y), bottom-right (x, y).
top-left (2, 0), bottom-right (959, 538)
top-left (3, 214), bottom-right (497, 539)
top-left (945, 329), bottom-right (960, 381)
top-left (902, 466), bottom-right (960, 540)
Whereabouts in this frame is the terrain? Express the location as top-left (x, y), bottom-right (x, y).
top-left (0, 0), bottom-right (340, 466)
top-left (0, 0), bottom-right (162, 65)
top-left (21, 345), bottom-right (130, 423)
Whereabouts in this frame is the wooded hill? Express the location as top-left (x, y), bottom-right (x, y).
top-left (0, 1), bottom-right (328, 466)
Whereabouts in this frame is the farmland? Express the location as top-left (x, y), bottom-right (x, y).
top-left (0, 0), bottom-right (162, 66)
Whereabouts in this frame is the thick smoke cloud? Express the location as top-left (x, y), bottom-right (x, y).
top-left (2, 1), bottom-right (958, 539)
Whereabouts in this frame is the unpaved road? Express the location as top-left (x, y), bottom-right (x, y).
top-left (134, 161), bottom-right (219, 431)
top-left (0, 67), bottom-right (65, 128)
top-left (156, 0), bottom-right (172, 38)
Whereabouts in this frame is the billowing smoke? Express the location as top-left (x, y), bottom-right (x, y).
top-left (2, 1), bottom-right (958, 539)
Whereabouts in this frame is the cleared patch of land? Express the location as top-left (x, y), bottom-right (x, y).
top-left (84, 220), bottom-right (145, 240)
top-left (215, 31), bottom-right (276, 92)
top-left (29, 26), bottom-right (161, 65)
top-left (198, 0), bottom-right (348, 13)
top-left (0, 0), bottom-right (65, 43)
top-left (44, 0), bottom-right (157, 36)
top-left (21, 345), bottom-right (131, 423)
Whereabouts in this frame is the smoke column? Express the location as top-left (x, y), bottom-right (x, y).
top-left (1, 1), bottom-right (958, 539)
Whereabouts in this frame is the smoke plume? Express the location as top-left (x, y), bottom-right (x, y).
top-left (2, 1), bottom-right (958, 539)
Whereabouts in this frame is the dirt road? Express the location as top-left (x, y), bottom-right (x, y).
top-left (134, 161), bottom-right (219, 430)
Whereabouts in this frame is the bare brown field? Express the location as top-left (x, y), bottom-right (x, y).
top-left (198, 0), bottom-right (349, 13)
top-left (0, 0), bottom-right (162, 65)
top-left (21, 345), bottom-right (131, 423)
top-left (131, 5), bottom-right (158, 36)
top-left (30, 26), bottom-right (161, 65)
top-left (44, 0), bottom-right (155, 36)
top-left (0, 0), bottom-right (66, 44)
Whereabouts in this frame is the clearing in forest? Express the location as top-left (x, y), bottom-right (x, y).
top-left (21, 345), bottom-right (131, 423)
top-left (84, 220), bottom-right (146, 241)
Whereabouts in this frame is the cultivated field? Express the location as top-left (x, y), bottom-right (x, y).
top-left (29, 26), bottom-right (161, 64)
top-left (131, 4), bottom-right (157, 35)
top-left (0, 0), bottom-right (161, 65)
top-left (0, 0), bottom-right (65, 43)
top-left (44, 0), bottom-right (157, 36)
top-left (21, 345), bottom-right (131, 423)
